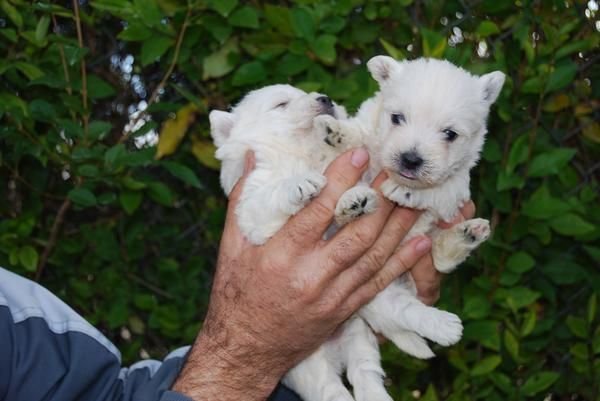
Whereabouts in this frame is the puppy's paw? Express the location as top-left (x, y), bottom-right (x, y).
top-left (314, 115), bottom-right (345, 148)
top-left (417, 309), bottom-right (463, 347)
top-left (335, 187), bottom-right (378, 225)
top-left (284, 172), bottom-right (327, 214)
top-left (458, 218), bottom-right (491, 249)
top-left (381, 179), bottom-right (415, 206)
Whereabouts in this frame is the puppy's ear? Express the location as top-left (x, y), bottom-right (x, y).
top-left (480, 71), bottom-right (505, 105)
top-left (209, 110), bottom-right (234, 147)
top-left (367, 56), bottom-right (399, 84)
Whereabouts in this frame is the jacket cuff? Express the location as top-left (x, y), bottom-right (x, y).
top-left (159, 390), bottom-right (196, 401)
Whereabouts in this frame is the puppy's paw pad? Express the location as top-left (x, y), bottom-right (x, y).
top-left (460, 218), bottom-right (491, 246)
top-left (381, 179), bottom-right (414, 206)
top-left (315, 115), bottom-right (344, 147)
top-left (335, 188), bottom-right (378, 225)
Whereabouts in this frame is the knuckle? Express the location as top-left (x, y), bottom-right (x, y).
top-left (308, 198), bottom-right (334, 222)
top-left (329, 238), bottom-right (353, 267)
top-left (353, 226), bottom-right (378, 248)
top-left (329, 169), bottom-right (355, 191)
top-left (352, 258), bottom-right (377, 284)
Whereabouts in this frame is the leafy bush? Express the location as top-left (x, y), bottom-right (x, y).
top-left (1, 0), bottom-right (599, 399)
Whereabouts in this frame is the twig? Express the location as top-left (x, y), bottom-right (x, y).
top-left (119, 6), bottom-right (192, 144)
top-left (52, 14), bottom-right (73, 96)
top-left (35, 198), bottom-right (72, 281)
top-left (127, 273), bottom-right (176, 300)
top-left (72, 0), bottom-right (89, 137)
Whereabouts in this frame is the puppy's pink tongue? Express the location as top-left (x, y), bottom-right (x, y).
top-left (400, 171), bottom-right (416, 179)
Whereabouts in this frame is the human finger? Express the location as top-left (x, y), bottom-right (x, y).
top-left (325, 205), bottom-right (420, 289)
top-left (222, 151), bottom-right (256, 241)
top-left (411, 253), bottom-right (441, 305)
top-left (343, 235), bottom-right (432, 314)
top-left (276, 148), bottom-right (370, 247)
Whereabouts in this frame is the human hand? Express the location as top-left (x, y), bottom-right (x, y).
top-left (172, 148), bottom-right (432, 401)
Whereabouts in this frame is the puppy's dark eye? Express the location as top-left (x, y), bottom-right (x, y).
top-left (443, 128), bottom-right (458, 142)
top-left (274, 102), bottom-right (288, 109)
top-left (391, 113), bottom-right (406, 125)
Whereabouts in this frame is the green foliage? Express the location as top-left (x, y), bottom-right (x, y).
top-left (1, 0), bottom-right (599, 398)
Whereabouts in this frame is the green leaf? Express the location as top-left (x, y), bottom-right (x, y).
top-left (64, 45), bottom-right (89, 66)
top-left (264, 5), bottom-right (292, 36)
top-left (141, 36), bottom-right (174, 66)
top-left (105, 144), bottom-right (126, 167)
top-left (421, 28), bottom-right (446, 58)
top-left (229, 6), bottom-right (259, 29)
top-left (68, 187), bottom-right (97, 207)
top-left (18, 245), bottom-right (38, 272)
top-left (1, 0), bottom-right (23, 28)
top-left (550, 213), bottom-right (595, 236)
top-left (476, 21), bottom-right (501, 37)
top-left (117, 22), bottom-right (152, 41)
top-left (77, 164), bottom-right (99, 177)
top-left (521, 372), bottom-right (559, 396)
top-left (311, 34), bottom-right (337, 65)
top-left (161, 161), bottom-right (202, 188)
top-left (85, 75), bottom-right (116, 99)
top-left (521, 308), bottom-right (537, 337)
top-left (202, 38), bottom-right (238, 80)
top-left (35, 15), bottom-right (51, 42)
top-left (506, 134), bottom-right (529, 173)
top-left (88, 121), bottom-right (112, 140)
top-left (210, 0), bottom-right (237, 17)
top-left (471, 355), bottom-right (502, 376)
top-left (463, 295), bottom-right (491, 319)
top-left (528, 148), bottom-right (576, 177)
top-left (546, 61), bottom-right (577, 93)
top-left (588, 293), bottom-right (597, 324)
top-left (14, 62), bottom-right (45, 80)
top-left (566, 315), bottom-right (588, 338)
top-left (379, 38), bottom-right (405, 60)
top-left (147, 182), bottom-right (174, 206)
top-left (232, 61), bottom-right (267, 86)
top-left (464, 320), bottom-right (500, 351)
top-left (120, 190), bottom-right (143, 215)
top-left (290, 7), bottom-right (315, 39)
top-left (504, 329), bottom-right (520, 362)
top-left (506, 251), bottom-right (535, 273)
top-left (504, 286), bottom-right (541, 310)
top-left (522, 185), bottom-right (571, 219)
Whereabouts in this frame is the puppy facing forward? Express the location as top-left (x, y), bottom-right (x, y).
top-left (300, 56), bottom-right (505, 401)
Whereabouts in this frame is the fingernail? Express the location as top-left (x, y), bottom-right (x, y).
top-left (351, 148), bottom-right (369, 168)
top-left (415, 237), bottom-right (431, 253)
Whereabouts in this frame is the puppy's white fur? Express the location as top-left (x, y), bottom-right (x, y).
top-left (210, 84), bottom-right (364, 245)
top-left (211, 58), bottom-right (504, 401)
top-left (288, 57), bottom-right (503, 401)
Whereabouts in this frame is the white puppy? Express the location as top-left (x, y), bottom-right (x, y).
top-left (298, 56), bottom-right (505, 401)
top-left (210, 84), bottom-right (373, 245)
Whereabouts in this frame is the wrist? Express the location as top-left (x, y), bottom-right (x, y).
top-left (172, 330), bottom-right (284, 401)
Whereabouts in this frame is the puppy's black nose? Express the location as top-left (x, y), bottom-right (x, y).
top-left (400, 151), bottom-right (424, 170)
top-left (316, 96), bottom-right (333, 108)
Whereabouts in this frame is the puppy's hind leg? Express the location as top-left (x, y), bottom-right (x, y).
top-left (284, 347), bottom-right (353, 401)
top-left (343, 318), bottom-right (392, 401)
top-left (431, 218), bottom-right (490, 273)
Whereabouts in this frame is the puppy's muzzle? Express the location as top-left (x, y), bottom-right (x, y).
top-left (317, 96), bottom-right (335, 116)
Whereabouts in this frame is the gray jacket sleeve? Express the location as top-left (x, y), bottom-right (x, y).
top-left (0, 267), bottom-right (301, 401)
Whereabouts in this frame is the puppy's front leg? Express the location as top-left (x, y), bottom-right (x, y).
top-left (431, 218), bottom-right (491, 273)
top-left (314, 115), bottom-right (364, 150)
top-left (334, 185), bottom-right (378, 225)
top-left (380, 179), bottom-right (425, 209)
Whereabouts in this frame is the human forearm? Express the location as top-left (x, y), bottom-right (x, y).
top-left (172, 330), bottom-right (285, 401)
